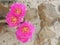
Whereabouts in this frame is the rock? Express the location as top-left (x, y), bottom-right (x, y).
top-left (39, 27), bottom-right (56, 39)
top-left (24, 8), bottom-right (40, 45)
top-left (0, 32), bottom-right (20, 45)
top-left (25, 8), bottom-right (40, 34)
top-left (0, 3), bottom-right (9, 17)
top-left (0, 24), bottom-right (3, 33)
top-left (38, 3), bottom-right (59, 27)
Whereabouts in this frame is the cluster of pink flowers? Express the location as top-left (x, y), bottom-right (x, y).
top-left (6, 3), bottom-right (35, 43)
top-left (6, 3), bottom-right (26, 27)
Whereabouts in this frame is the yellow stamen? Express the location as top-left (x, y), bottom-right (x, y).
top-left (15, 8), bottom-right (22, 14)
top-left (11, 16), bottom-right (17, 23)
top-left (22, 26), bottom-right (29, 33)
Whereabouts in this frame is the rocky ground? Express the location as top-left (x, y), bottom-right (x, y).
top-left (0, 0), bottom-right (60, 45)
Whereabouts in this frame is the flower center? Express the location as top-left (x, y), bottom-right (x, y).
top-left (15, 8), bottom-right (22, 14)
top-left (22, 26), bottom-right (29, 33)
top-left (11, 16), bottom-right (17, 24)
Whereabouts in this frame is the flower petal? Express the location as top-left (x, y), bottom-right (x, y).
top-left (6, 12), bottom-right (22, 27)
top-left (10, 3), bottom-right (27, 18)
top-left (15, 21), bottom-right (35, 43)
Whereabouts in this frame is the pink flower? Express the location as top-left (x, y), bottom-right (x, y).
top-left (6, 12), bottom-right (23, 27)
top-left (15, 22), bottom-right (35, 43)
top-left (10, 3), bottom-right (26, 18)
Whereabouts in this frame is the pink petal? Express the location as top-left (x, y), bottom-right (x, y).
top-left (15, 21), bottom-right (35, 43)
top-left (6, 12), bottom-right (23, 27)
top-left (16, 35), bottom-right (30, 43)
top-left (10, 3), bottom-right (27, 18)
